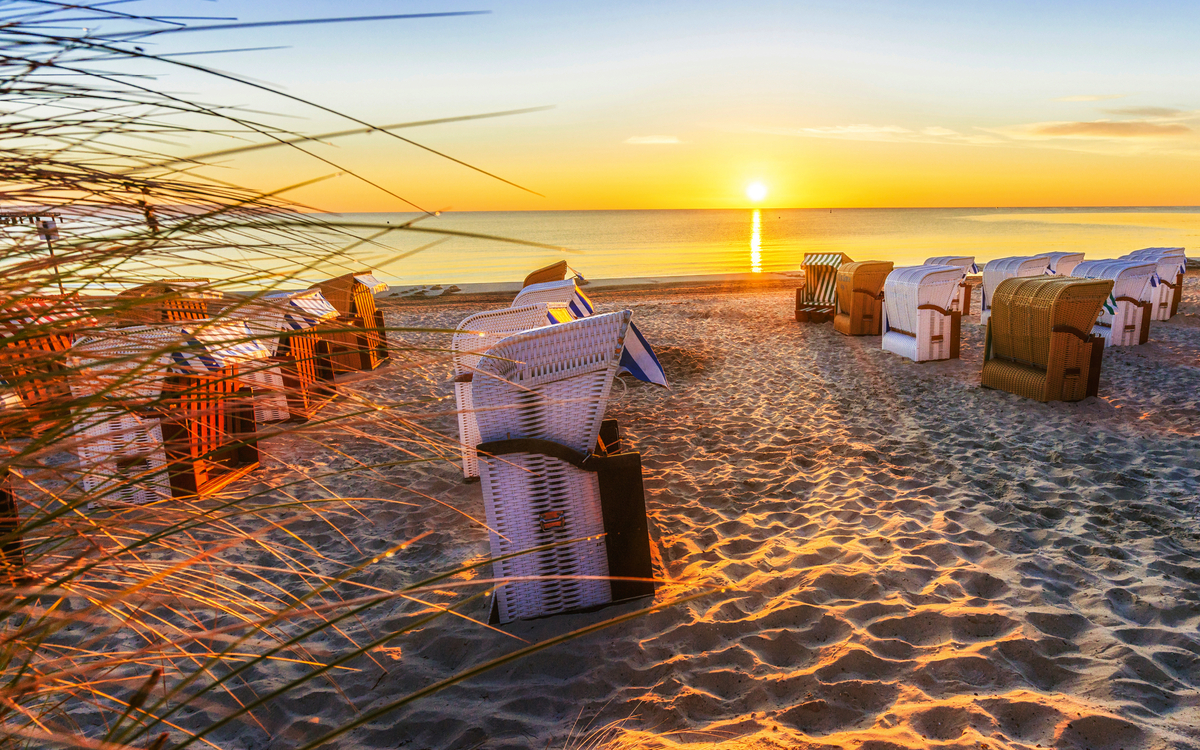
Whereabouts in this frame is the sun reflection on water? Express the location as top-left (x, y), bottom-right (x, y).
top-left (750, 209), bottom-right (762, 273)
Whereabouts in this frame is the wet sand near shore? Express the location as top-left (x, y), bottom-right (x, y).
top-left (246, 271), bottom-right (1200, 750)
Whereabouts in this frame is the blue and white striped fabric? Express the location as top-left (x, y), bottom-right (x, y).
top-left (568, 286), bottom-right (596, 319)
top-left (544, 285), bottom-right (669, 388)
top-left (1149, 272), bottom-right (1162, 288)
top-left (969, 262), bottom-right (980, 274)
top-left (618, 321), bottom-right (668, 387)
top-left (266, 290), bottom-right (339, 330)
top-left (168, 322), bottom-right (271, 373)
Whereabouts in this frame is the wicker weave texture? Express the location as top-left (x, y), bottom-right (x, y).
top-left (881, 265), bottom-right (961, 362)
top-left (512, 279), bottom-right (579, 309)
top-left (833, 261), bottom-right (892, 336)
top-left (1071, 260), bottom-right (1155, 346)
top-left (452, 303), bottom-right (552, 478)
top-left (981, 277), bottom-right (1112, 402)
top-left (1122, 249), bottom-right (1187, 321)
top-left (472, 311), bottom-right (630, 622)
top-left (73, 407), bottom-right (172, 506)
top-left (980, 255), bottom-right (1051, 326)
top-left (924, 256), bottom-right (975, 312)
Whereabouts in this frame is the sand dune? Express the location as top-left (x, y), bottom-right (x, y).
top-left (235, 273), bottom-right (1199, 750)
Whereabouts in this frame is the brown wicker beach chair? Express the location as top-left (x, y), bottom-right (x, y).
top-left (833, 261), bottom-right (894, 336)
top-left (981, 277), bottom-right (1113, 402)
top-left (116, 279), bottom-right (223, 323)
top-left (308, 273), bottom-right (389, 372)
top-left (0, 469), bottom-right (24, 583)
top-left (0, 296), bottom-right (90, 436)
top-left (523, 260), bottom-right (569, 288)
top-left (795, 253), bottom-right (852, 323)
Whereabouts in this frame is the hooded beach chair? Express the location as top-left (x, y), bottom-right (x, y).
top-left (1122, 247), bottom-right (1187, 321)
top-left (1044, 252), bottom-right (1085, 277)
top-left (451, 302), bottom-right (554, 480)
top-left (66, 327), bottom-right (182, 506)
top-left (795, 253), bottom-right (851, 323)
top-left (72, 325), bottom-right (260, 498)
top-left (833, 261), bottom-right (893, 336)
top-left (0, 295), bottom-right (93, 436)
top-left (472, 311), bottom-right (654, 623)
top-left (209, 291), bottom-right (338, 421)
top-left (523, 260), bottom-right (570, 288)
top-left (881, 265), bottom-right (963, 362)
top-left (308, 272), bottom-right (389, 372)
top-left (512, 279), bottom-right (582, 310)
top-left (980, 255), bottom-right (1051, 327)
top-left (1070, 260), bottom-right (1156, 346)
top-left (924, 256), bottom-right (977, 314)
top-left (981, 276), bottom-right (1113, 402)
top-left (115, 279), bottom-right (224, 323)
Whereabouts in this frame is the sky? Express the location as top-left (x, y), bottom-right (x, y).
top-left (130, 1), bottom-right (1200, 211)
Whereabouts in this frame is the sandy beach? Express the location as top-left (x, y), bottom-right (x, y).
top-left (236, 271), bottom-right (1200, 750)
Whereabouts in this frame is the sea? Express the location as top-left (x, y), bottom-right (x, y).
top-left (325, 207), bottom-right (1198, 289)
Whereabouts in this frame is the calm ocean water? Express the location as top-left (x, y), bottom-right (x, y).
top-left (319, 207), bottom-right (1198, 286)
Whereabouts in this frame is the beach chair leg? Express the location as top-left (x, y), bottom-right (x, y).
top-left (593, 452), bottom-right (655, 603)
top-left (0, 472), bottom-right (24, 583)
top-left (1085, 336), bottom-right (1105, 398)
top-left (948, 311), bottom-right (961, 360)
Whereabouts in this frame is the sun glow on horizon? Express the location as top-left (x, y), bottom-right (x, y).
top-left (746, 182), bottom-right (768, 203)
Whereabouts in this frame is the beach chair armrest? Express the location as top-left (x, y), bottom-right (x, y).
top-left (917, 303), bottom-right (954, 316)
top-left (1114, 296), bottom-right (1150, 307)
top-left (477, 435), bottom-right (630, 471)
top-left (852, 288), bottom-right (885, 300)
top-left (1050, 324), bottom-right (1092, 343)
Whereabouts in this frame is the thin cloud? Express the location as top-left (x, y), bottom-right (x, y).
top-left (624, 135), bottom-right (681, 145)
top-left (749, 123), bottom-right (1001, 145)
top-left (1102, 106), bottom-right (1186, 118)
top-left (1054, 94), bottom-right (1126, 102)
top-left (1032, 120), bottom-right (1191, 138)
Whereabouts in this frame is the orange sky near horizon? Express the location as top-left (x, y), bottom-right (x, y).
top-left (163, 1), bottom-right (1200, 213)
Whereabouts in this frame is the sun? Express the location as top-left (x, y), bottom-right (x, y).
top-left (746, 182), bottom-right (768, 203)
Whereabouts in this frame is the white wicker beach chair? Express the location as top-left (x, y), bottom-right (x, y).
top-left (512, 279), bottom-right (580, 309)
top-left (1121, 247), bottom-right (1187, 321)
top-left (472, 311), bottom-right (631, 623)
top-left (69, 328), bottom-right (177, 506)
top-left (980, 255), bottom-right (1051, 327)
top-left (881, 265), bottom-right (963, 362)
top-left (452, 303), bottom-right (553, 479)
top-left (1045, 252), bottom-right (1085, 277)
top-left (1071, 260), bottom-right (1156, 346)
top-left (923, 256), bottom-right (976, 313)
